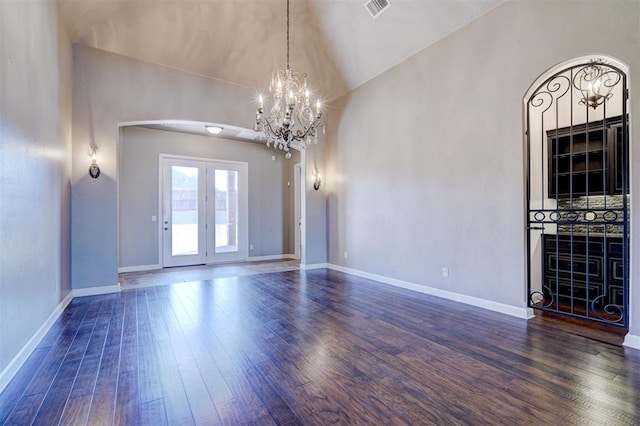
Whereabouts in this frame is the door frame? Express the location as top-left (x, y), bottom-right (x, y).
top-left (159, 153), bottom-right (249, 267)
top-left (294, 163), bottom-right (302, 259)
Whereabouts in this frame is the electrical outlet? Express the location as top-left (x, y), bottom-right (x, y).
top-left (442, 267), bottom-right (449, 278)
top-left (344, 251), bottom-right (348, 259)
top-left (250, 244), bottom-right (254, 250)
top-left (151, 215), bottom-right (157, 222)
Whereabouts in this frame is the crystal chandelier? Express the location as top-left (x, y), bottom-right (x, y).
top-left (255, 0), bottom-right (324, 159)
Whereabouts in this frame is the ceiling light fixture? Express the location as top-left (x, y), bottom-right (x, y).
top-left (206, 125), bottom-right (224, 135)
top-left (254, 0), bottom-right (324, 159)
top-left (572, 61), bottom-right (621, 110)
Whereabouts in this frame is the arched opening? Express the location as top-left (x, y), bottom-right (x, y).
top-left (524, 56), bottom-right (630, 328)
top-left (115, 120), bottom-right (305, 274)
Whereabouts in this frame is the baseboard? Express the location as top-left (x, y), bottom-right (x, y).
top-left (300, 263), bottom-right (328, 271)
top-left (623, 333), bottom-right (640, 350)
top-left (247, 254), bottom-right (297, 261)
top-left (327, 263), bottom-right (533, 320)
top-left (118, 264), bottom-right (161, 273)
top-left (72, 284), bottom-right (121, 298)
top-left (0, 291), bottom-right (73, 394)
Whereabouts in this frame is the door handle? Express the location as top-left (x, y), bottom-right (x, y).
top-left (527, 226), bottom-right (545, 230)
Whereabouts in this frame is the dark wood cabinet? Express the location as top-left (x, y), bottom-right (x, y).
top-left (543, 234), bottom-right (624, 308)
top-left (548, 116), bottom-right (626, 198)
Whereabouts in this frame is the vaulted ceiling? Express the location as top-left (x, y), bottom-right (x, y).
top-left (57, 0), bottom-right (503, 101)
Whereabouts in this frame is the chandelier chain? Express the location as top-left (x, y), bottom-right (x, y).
top-left (286, 0), bottom-right (290, 70)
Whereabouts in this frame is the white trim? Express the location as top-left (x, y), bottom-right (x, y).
top-left (300, 263), bottom-right (328, 271)
top-left (623, 333), bottom-right (640, 350)
top-left (294, 163), bottom-right (301, 260)
top-left (0, 292), bottom-right (73, 394)
top-left (118, 264), bottom-right (161, 273)
top-left (300, 150), bottom-right (307, 264)
top-left (247, 254), bottom-right (296, 262)
top-left (327, 264), bottom-right (534, 319)
top-left (72, 285), bottom-right (121, 298)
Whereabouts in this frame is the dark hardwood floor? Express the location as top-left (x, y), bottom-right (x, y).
top-left (1, 268), bottom-right (640, 425)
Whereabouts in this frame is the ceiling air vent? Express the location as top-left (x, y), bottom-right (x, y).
top-left (364, 0), bottom-right (391, 19)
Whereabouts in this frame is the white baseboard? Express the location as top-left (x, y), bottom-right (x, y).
top-left (300, 262), bottom-right (328, 271)
top-left (118, 264), bottom-right (161, 273)
top-left (623, 333), bottom-right (640, 350)
top-left (327, 263), bottom-right (533, 320)
top-left (0, 291), bottom-right (73, 394)
top-left (247, 254), bottom-right (297, 261)
top-left (72, 284), bottom-right (121, 298)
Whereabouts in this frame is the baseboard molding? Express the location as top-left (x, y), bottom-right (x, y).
top-left (623, 333), bottom-right (640, 350)
top-left (0, 291), bottom-right (73, 394)
top-left (247, 254), bottom-right (297, 262)
top-left (118, 264), bottom-right (161, 273)
top-left (300, 262), bottom-right (328, 271)
top-left (72, 284), bottom-right (121, 298)
top-left (327, 263), bottom-right (533, 320)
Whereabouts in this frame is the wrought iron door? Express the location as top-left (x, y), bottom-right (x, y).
top-left (525, 60), bottom-right (629, 327)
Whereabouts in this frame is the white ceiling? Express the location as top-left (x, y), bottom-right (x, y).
top-left (57, 0), bottom-right (504, 101)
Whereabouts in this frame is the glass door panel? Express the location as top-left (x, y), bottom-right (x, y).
top-left (214, 169), bottom-right (239, 253)
top-left (207, 162), bottom-right (247, 263)
top-left (162, 158), bottom-right (206, 267)
top-left (171, 166), bottom-right (200, 256)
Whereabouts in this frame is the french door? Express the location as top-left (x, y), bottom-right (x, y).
top-left (162, 156), bottom-right (248, 267)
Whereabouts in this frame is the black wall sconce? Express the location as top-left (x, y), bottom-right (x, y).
top-left (312, 168), bottom-right (321, 191)
top-left (88, 146), bottom-right (100, 179)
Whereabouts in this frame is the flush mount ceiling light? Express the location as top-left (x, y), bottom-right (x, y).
top-left (254, 0), bottom-right (324, 159)
top-left (206, 125), bottom-right (224, 135)
top-left (572, 61), bottom-right (621, 110)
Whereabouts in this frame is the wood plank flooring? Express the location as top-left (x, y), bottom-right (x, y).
top-left (2, 268), bottom-right (640, 425)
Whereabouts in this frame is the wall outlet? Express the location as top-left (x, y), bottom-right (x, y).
top-left (250, 244), bottom-right (254, 250)
top-left (442, 267), bottom-right (449, 278)
top-left (344, 251), bottom-right (348, 259)
top-left (151, 215), bottom-right (157, 222)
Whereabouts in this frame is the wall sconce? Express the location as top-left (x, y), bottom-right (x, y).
top-left (88, 146), bottom-right (100, 179)
top-left (312, 168), bottom-right (321, 191)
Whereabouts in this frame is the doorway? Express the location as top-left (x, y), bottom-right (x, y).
top-left (525, 57), bottom-right (629, 327)
top-left (161, 155), bottom-right (248, 267)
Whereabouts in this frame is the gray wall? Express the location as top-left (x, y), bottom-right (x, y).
top-left (72, 45), bottom-right (328, 288)
top-left (119, 126), bottom-right (299, 268)
top-left (326, 0), bottom-right (640, 333)
top-left (0, 1), bottom-right (72, 374)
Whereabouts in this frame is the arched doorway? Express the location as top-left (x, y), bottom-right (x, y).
top-left (524, 57), bottom-right (629, 327)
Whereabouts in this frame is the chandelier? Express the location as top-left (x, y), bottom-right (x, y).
top-left (572, 61), bottom-right (621, 110)
top-left (255, 0), bottom-right (324, 159)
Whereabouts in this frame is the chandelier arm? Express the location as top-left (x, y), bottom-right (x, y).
top-left (291, 119), bottom-right (323, 142)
